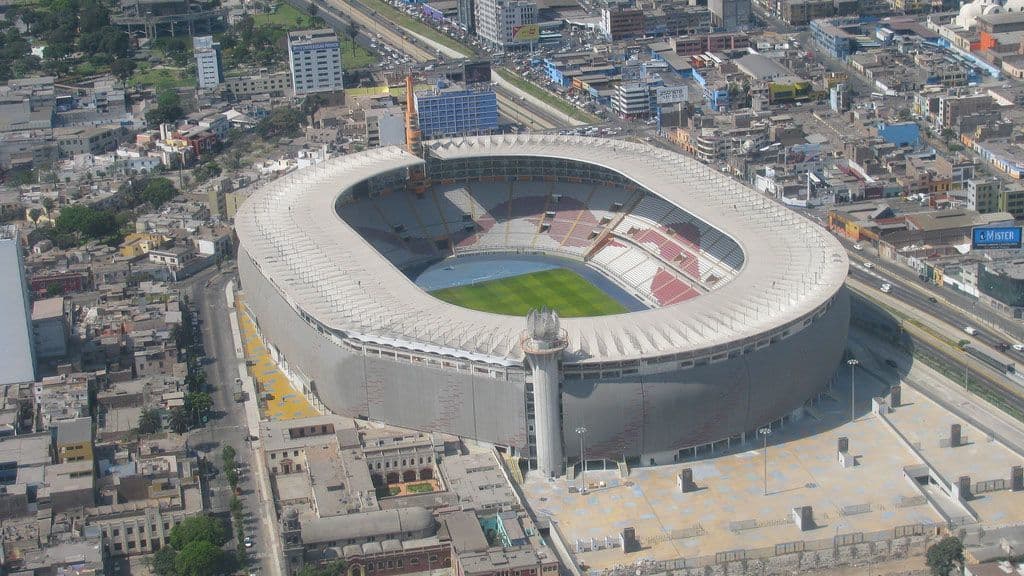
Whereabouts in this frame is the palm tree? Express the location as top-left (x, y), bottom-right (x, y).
top-left (138, 408), bottom-right (162, 434)
top-left (169, 407), bottom-right (189, 434)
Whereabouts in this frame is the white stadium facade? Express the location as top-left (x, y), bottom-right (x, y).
top-left (235, 135), bottom-right (850, 477)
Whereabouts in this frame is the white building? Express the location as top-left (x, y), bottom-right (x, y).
top-left (0, 225), bottom-right (35, 385)
top-left (287, 29), bottom-right (344, 96)
top-left (193, 36), bottom-right (223, 89)
top-left (474, 0), bottom-right (537, 49)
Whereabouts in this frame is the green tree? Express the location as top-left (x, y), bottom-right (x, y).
top-left (111, 58), bottom-right (137, 87)
top-left (169, 515), bottom-right (228, 550)
top-left (55, 205), bottom-right (119, 240)
top-left (926, 536), bottom-right (964, 576)
top-left (174, 540), bottom-right (224, 576)
top-left (297, 561), bottom-right (348, 576)
top-left (137, 408), bottom-right (162, 434)
top-left (146, 90), bottom-right (184, 126)
top-left (151, 545), bottom-right (177, 576)
top-left (168, 406), bottom-right (189, 434)
top-left (185, 391), bottom-right (213, 422)
top-left (256, 106), bottom-right (306, 140)
top-left (221, 445), bottom-right (237, 468)
top-left (229, 495), bottom-right (242, 515)
top-left (140, 177), bottom-right (178, 207)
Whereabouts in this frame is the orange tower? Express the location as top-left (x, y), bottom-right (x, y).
top-left (404, 74), bottom-right (427, 195)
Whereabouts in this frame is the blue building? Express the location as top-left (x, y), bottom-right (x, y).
top-left (877, 122), bottom-right (920, 147)
top-left (414, 84), bottom-right (499, 138)
top-left (809, 18), bottom-right (860, 60)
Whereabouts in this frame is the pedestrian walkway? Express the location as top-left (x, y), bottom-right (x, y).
top-left (235, 295), bottom-right (319, 421)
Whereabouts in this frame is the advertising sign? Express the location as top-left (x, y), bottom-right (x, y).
top-left (972, 226), bottom-right (1023, 249)
top-left (463, 61), bottom-right (492, 84)
top-left (512, 24), bottom-right (540, 42)
top-left (656, 85), bottom-right (688, 105)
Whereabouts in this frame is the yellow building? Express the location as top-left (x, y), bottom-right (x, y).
top-left (55, 417), bottom-right (93, 463)
top-left (119, 233), bottom-right (168, 258)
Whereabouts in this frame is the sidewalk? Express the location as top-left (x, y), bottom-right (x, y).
top-left (225, 282), bottom-right (285, 576)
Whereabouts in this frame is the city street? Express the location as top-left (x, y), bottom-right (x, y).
top-left (188, 266), bottom-right (279, 576)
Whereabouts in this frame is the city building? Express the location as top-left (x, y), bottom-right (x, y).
top-left (613, 82), bottom-right (655, 119)
top-left (600, 7), bottom-right (645, 40)
top-left (288, 29), bottom-right (345, 96)
top-left (222, 71), bottom-right (292, 99)
top-left (193, 35), bottom-right (223, 89)
top-left (366, 109), bottom-right (407, 148)
top-left (710, 0), bottom-right (751, 30)
top-left (968, 178), bottom-right (1024, 217)
top-left (474, 0), bottom-right (537, 49)
top-left (414, 84), bottom-right (498, 138)
top-left (0, 225), bottom-right (35, 386)
top-left (458, 0), bottom-right (475, 32)
top-left (978, 259), bottom-right (1024, 319)
top-left (31, 297), bottom-right (67, 360)
top-left (54, 417), bottom-right (93, 463)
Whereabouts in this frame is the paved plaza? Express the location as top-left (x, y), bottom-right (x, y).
top-left (523, 350), bottom-right (1024, 570)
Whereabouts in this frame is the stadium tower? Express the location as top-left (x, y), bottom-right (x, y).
top-left (522, 308), bottom-right (567, 478)
top-left (404, 74), bottom-right (428, 195)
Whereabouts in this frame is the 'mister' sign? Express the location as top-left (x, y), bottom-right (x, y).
top-left (972, 226), bottom-right (1022, 250)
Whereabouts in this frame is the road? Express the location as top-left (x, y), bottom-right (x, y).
top-left (189, 266), bottom-right (279, 576)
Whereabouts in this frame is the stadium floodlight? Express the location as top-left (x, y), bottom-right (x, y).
top-left (847, 358), bottom-right (859, 422)
top-left (758, 427), bottom-right (772, 496)
top-left (575, 426), bottom-right (587, 492)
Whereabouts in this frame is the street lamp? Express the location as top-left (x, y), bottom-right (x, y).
top-left (847, 358), bottom-right (859, 423)
top-left (575, 426), bottom-right (587, 492)
top-left (758, 426), bottom-right (772, 496)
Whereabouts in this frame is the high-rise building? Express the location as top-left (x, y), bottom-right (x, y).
top-left (458, 0), bottom-right (476, 33)
top-left (193, 36), bottom-right (223, 89)
top-left (600, 7), bottom-right (645, 40)
top-left (414, 84), bottom-right (498, 138)
top-left (287, 29), bottom-right (344, 96)
top-left (0, 225), bottom-right (36, 386)
top-left (474, 0), bottom-right (537, 49)
top-left (710, 0), bottom-right (752, 29)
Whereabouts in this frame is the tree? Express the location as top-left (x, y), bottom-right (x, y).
top-left (168, 407), bottom-right (189, 434)
top-left (256, 107), bottom-right (306, 140)
top-left (146, 90), bottom-right (184, 126)
top-left (55, 205), bottom-right (119, 240)
top-left (307, 1), bottom-right (318, 18)
top-left (174, 540), bottom-right (224, 576)
top-left (151, 545), bottom-right (177, 576)
top-left (297, 561), bottom-right (348, 576)
top-left (139, 178), bottom-right (178, 207)
top-left (185, 391), bottom-right (213, 422)
top-left (137, 408), bottom-right (162, 434)
top-left (221, 445), bottom-right (237, 466)
top-left (111, 58), bottom-right (137, 87)
top-left (926, 536), bottom-right (964, 576)
top-left (169, 515), bottom-right (228, 550)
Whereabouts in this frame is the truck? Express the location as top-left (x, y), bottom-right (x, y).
top-left (233, 377), bottom-right (246, 402)
top-left (963, 344), bottom-right (1016, 375)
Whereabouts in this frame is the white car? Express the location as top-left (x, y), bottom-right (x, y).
top-left (879, 283), bottom-right (891, 293)
top-left (863, 262), bottom-right (873, 269)
top-left (1013, 343), bottom-right (1024, 352)
top-left (244, 536), bottom-right (253, 548)
top-left (853, 243), bottom-right (863, 251)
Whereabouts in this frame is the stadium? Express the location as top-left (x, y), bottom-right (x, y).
top-left (235, 134), bottom-right (850, 477)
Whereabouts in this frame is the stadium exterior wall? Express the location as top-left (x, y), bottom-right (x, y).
top-left (241, 245), bottom-right (850, 464)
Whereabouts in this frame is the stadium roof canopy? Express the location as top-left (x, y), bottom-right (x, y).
top-left (235, 135), bottom-right (848, 364)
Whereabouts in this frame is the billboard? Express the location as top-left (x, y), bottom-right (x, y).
top-left (656, 85), bottom-right (688, 105)
top-left (512, 24), bottom-right (540, 42)
top-left (972, 226), bottom-right (1022, 250)
top-left (784, 143), bottom-right (822, 165)
top-left (464, 60), bottom-right (492, 84)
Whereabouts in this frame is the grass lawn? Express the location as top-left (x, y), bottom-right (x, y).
top-left (253, 2), bottom-right (310, 27)
top-left (354, 0), bottom-right (474, 57)
top-left (340, 38), bottom-right (377, 68)
top-left (129, 64), bottom-right (192, 91)
top-left (495, 68), bottom-right (600, 124)
top-left (406, 483), bottom-right (434, 493)
top-left (430, 268), bottom-right (626, 318)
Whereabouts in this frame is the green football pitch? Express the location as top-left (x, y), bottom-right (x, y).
top-left (429, 268), bottom-right (627, 317)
